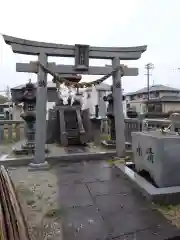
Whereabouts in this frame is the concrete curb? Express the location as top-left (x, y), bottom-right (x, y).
top-left (0, 151), bottom-right (116, 167)
top-left (115, 162), bottom-right (180, 205)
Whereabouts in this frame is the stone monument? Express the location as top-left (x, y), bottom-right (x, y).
top-left (132, 130), bottom-right (180, 188)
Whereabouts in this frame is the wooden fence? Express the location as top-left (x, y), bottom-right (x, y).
top-left (0, 165), bottom-right (30, 239)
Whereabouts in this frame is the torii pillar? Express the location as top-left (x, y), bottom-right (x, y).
top-left (31, 52), bottom-right (49, 168)
top-left (112, 58), bottom-right (126, 157)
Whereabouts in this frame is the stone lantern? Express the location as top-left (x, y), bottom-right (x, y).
top-left (14, 79), bottom-right (36, 154)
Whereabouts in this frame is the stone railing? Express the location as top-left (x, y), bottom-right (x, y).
top-left (0, 118), bottom-right (172, 144)
top-left (0, 120), bottom-right (25, 144)
top-left (100, 117), bottom-right (171, 143)
top-left (124, 118), bottom-right (171, 143)
top-left (124, 118), bottom-right (141, 143)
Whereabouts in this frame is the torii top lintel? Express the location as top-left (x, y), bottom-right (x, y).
top-left (3, 35), bottom-right (147, 60)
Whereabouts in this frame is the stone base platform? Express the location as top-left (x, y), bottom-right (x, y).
top-left (0, 142), bottom-right (116, 167)
top-left (13, 147), bottom-right (49, 155)
top-left (101, 140), bottom-right (132, 150)
top-left (115, 162), bottom-right (180, 205)
top-left (12, 140), bottom-right (49, 155)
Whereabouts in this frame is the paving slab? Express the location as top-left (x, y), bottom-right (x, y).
top-left (63, 206), bottom-right (110, 240)
top-left (94, 192), bottom-right (149, 214)
top-left (56, 160), bottom-right (180, 239)
top-left (103, 209), bottom-right (169, 237)
top-left (116, 224), bottom-right (180, 240)
top-left (86, 179), bottom-right (132, 196)
top-left (57, 162), bottom-right (121, 185)
top-left (59, 183), bottom-right (93, 208)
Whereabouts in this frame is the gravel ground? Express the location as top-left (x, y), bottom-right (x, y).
top-left (156, 204), bottom-right (180, 228)
top-left (8, 166), bottom-right (63, 240)
top-left (0, 143), bottom-right (14, 155)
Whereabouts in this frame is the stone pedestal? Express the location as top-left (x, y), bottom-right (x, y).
top-left (102, 87), bottom-right (116, 149)
top-left (101, 115), bottom-right (116, 148)
top-left (132, 130), bottom-right (180, 187)
top-left (58, 105), bottom-right (87, 146)
top-left (90, 117), bottom-right (102, 145)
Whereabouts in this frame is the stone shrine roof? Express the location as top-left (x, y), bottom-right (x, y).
top-left (11, 81), bottom-right (56, 90)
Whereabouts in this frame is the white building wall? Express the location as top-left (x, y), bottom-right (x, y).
top-left (82, 86), bottom-right (99, 116)
top-left (84, 88), bottom-right (127, 117)
top-left (12, 105), bottom-right (23, 120)
top-left (163, 102), bottom-right (180, 113)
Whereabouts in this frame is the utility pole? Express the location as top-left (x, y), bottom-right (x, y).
top-left (145, 63), bottom-right (154, 100)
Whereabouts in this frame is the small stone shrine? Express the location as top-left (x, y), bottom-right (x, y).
top-left (132, 130), bottom-right (180, 188)
top-left (13, 80), bottom-right (36, 154)
top-left (47, 76), bottom-right (91, 146)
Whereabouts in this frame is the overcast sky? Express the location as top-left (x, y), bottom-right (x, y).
top-left (0, 0), bottom-right (180, 94)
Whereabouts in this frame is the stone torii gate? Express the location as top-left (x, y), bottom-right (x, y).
top-left (3, 35), bottom-right (147, 167)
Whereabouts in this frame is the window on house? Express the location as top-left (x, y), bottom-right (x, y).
top-left (143, 94), bottom-right (148, 99)
top-left (155, 103), bottom-right (162, 112)
top-left (154, 92), bottom-right (159, 97)
top-left (150, 92), bottom-right (159, 98)
top-left (147, 103), bottom-right (162, 112)
top-left (147, 104), bottom-right (155, 112)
